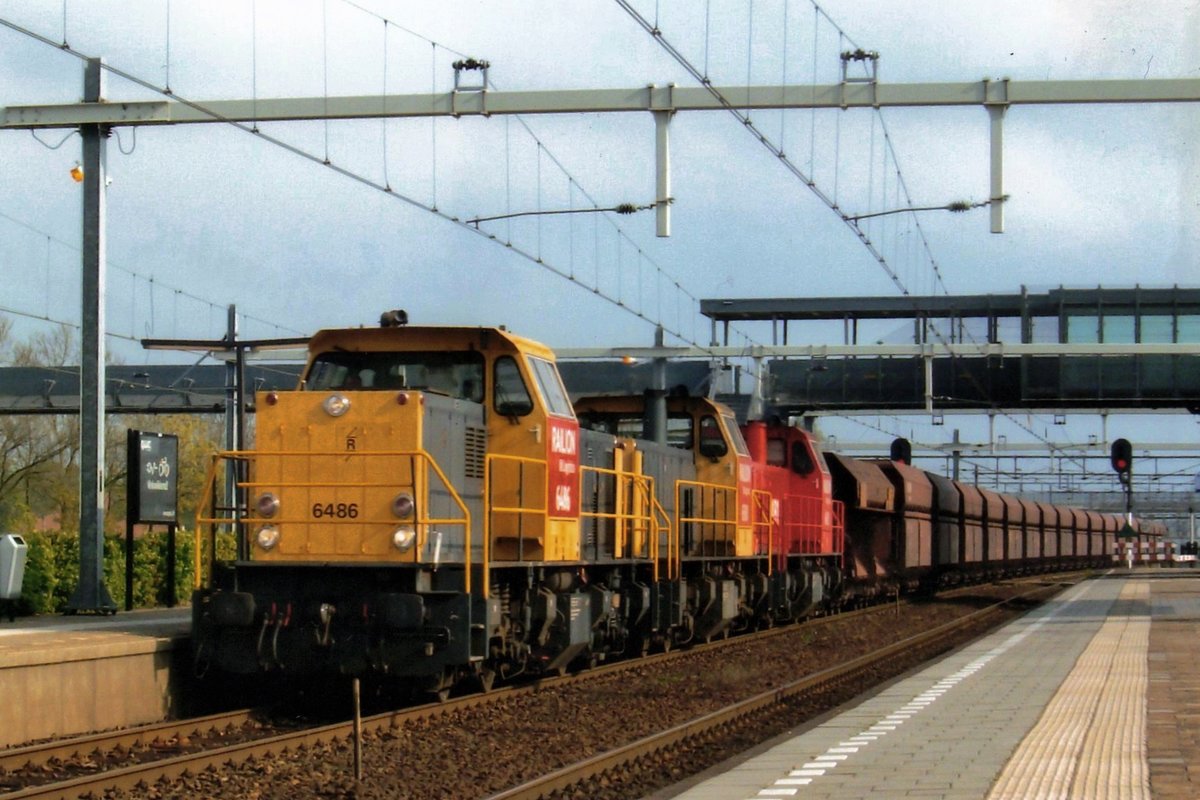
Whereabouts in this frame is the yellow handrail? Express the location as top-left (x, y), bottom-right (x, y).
top-left (484, 452), bottom-right (549, 572)
top-left (673, 478), bottom-right (739, 558)
top-left (192, 453), bottom-right (224, 589)
top-left (579, 465), bottom-right (674, 579)
top-left (196, 448), bottom-right (475, 594)
top-left (751, 489), bottom-right (776, 575)
top-left (636, 476), bottom-right (674, 580)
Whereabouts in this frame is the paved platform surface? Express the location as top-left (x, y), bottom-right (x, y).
top-left (0, 607), bottom-right (190, 747)
top-left (660, 569), bottom-right (1200, 800)
top-left (0, 606), bottom-right (190, 663)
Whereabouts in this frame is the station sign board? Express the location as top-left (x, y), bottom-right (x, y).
top-left (126, 430), bottom-right (179, 524)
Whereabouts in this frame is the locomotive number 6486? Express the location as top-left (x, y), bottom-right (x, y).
top-left (311, 502), bottom-right (359, 519)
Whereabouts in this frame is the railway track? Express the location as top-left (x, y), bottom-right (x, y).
top-left (0, 612), bottom-right (875, 798)
top-left (484, 580), bottom-right (1070, 800)
top-left (0, 576), bottom-right (1078, 800)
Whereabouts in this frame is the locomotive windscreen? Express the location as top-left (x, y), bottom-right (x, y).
top-left (306, 350), bottom-right (485, 402)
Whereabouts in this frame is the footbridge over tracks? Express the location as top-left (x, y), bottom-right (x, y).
top-left (699, 286), bottom-right (1200, 417)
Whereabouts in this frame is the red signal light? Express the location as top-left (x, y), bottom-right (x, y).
top-left (1110, 438), bottom-right (1133, 475)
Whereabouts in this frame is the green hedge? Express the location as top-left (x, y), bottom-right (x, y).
top-left (12, 529), bottom-right (236, 615)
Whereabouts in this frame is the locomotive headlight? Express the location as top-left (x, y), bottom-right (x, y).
top-left (322, 393), bottom-right (351, 417)
top-left (255, 492), bottom-right (280, 518)
top-left (392, 525), bottom-right (417, 552)
top-left (255, 525), bottom-right (281, 551)
top-left (391, 492), bottom-right (415, 518)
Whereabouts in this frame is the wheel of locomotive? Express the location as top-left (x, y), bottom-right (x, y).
top-left (569, 650), bottom-right (599, 673)
top-left (475, 665), bottom-right (497, 693)
top-left (422, 667), bottom-right (455, 702)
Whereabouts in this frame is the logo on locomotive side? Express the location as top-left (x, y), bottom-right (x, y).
top-left (547, 417), bottom-right (580, 517)
top-left (551, 424), bottom-right (577, 456)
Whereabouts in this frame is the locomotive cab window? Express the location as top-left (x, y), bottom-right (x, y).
top-left (529, 356), bottom-right (575, 419)
top-left (306, 351), bottom-right (484, 401)
top-left (721, 412), bottom-right (750, 457)
top-left (698, 415), bottom-right (727, 459)
top-left (791, 440), bottom-right (815, 476)
top-left (665, 416), bottom-right (694, 448)
top-left (766, 438), bottom-right (786, 467)
top-left (578, 412), bottom-right (693, 448)
top-left (494, 356), bottom-right (534, 417)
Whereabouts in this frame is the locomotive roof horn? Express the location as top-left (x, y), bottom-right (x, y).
top-left (380, 309), bottom-right (409, 328)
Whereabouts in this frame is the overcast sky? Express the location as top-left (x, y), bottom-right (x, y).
top-left (1, 0), bottom-right (1198, 479)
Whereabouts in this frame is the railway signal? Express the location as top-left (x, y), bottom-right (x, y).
top-left (1110, 438), bottom-right (1133, 484)
top-left (1110, 438), bottom-right (1135, 532)
top-left (890, 437), bottom-right (912, 465)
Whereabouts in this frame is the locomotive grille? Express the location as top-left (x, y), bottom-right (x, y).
top-left (464, 425), bottom-right (487, 479)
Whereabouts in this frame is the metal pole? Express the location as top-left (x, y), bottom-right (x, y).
top-left (987, 101), bottom-right (1006, 234)
top-left (353, 677), bottom-right (363, 783)
top-left (747, 354), bottom-right (765, 422)
top-left (67, 57), bottom-right (116, 614)
top-left (166, 522), bottom-right (177, 608)
top-left (224, 304), bottom-right (238, 496)
top-left (952, 429), bottom-right (961, 481)
top-left (923, 352), bottom-right (933, 414)
top-left (234, 338), bottom-right (249, 561)
top-left (654, 109), bottom-right (672, 237)
top-left (645, 326), bottom-right (668, 444)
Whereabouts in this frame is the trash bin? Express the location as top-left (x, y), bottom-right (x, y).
top-left (0, 534), bottom-right (28, 600)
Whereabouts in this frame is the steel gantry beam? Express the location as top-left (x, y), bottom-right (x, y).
top-left (7, 79), bottom-right (1200, 128)
top-left (5, 77), bottom-right (1200, 240)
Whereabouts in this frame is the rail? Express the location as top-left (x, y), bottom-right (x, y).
top-left (484, 580), bottom-right (1069, 800)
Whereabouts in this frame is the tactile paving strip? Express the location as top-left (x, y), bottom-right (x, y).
top-left (986, 581), bottom-right (1149, 800)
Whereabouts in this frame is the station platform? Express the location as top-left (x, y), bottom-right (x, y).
top-left (0, 607), bottom-right (191, 747)
top-left (662, 569), bottom-right (1200, 800)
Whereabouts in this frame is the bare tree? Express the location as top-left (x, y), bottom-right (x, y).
top-left (0, 323), bottom-right (81, 529)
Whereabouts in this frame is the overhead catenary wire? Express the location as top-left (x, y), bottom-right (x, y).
top-left (29, 128), bottom-right (77, 150)
top-left (381, 18), bottom-right (390, 191)
top-left (466, 202), bottom-right (658, 227)
top-left (616, 0), bottom-right (1085, 465)
top-left (0, 14), bottom-right (724, 351)
top-left (164, 0), bottom-right (171, 94)
top-left (0, 206), bottom-right (305, 340)
top-left (614, 1), bottom-right (910, 297)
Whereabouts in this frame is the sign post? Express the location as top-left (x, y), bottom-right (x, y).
top-left (125, 430), bottom-right (179, 611)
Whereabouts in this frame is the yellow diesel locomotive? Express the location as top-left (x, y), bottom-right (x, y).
top-left (192, 314), bottom-right (803, 695)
